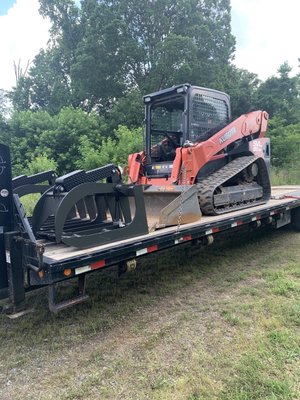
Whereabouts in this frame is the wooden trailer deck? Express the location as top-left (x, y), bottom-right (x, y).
top-left (42, 186), bottom-right (300, 263)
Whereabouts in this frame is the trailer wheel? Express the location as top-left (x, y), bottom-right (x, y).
top-left (292, 208), bottom-right (300, 231)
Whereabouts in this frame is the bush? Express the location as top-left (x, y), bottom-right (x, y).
top-left (25, 154), bottom-right (58, 175)
top-left (77, 125), bottom-right (143, 170)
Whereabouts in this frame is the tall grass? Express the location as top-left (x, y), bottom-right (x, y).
top-left (270, 165), bottom-right (300, 185)
top-left (19, 193), bottom-right (40, 216)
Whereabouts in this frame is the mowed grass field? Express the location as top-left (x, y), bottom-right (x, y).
top-left (0, 227), bottom-right (299, 400)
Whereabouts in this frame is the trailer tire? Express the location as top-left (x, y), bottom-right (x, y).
top-left (292, 208), bottom-right (300, 231)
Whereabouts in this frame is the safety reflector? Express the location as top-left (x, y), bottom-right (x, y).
top-left (75, 265), bottom-right (90, 275)
top-left (175, 235), bottom-right (192, 244)
top-left (136, 245), bottom-right (158, 256)
top-left (231, 220), bottom-right (243, 227)
top-left (75, 259), bottom-right (106, 275)
top-left (91, 260), bottom-right (106, 270)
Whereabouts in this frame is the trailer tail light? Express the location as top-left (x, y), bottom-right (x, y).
top-left (63, 268), bottom-right (72, 277)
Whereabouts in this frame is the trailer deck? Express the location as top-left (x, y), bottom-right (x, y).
top-left (36, 185), bottom-right (300, 288)
top-left (43, 186), bottom-right (300, 262)
top-left (2, 186), bottom-right (300, 315)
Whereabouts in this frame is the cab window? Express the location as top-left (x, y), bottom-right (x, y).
top-left (190, 93), bottom-right (229, 142)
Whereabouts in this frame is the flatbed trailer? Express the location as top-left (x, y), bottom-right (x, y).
top-left (1, 185), bottom-right (300, 316)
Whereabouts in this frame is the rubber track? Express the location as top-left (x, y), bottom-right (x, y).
top-left (197, 155), bottom-right (270, 215)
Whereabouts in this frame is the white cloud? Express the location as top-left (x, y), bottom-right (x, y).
top-left (231, 0), bottom-right (300, 80)
top-left (0, 0), bottom-right (50, 90)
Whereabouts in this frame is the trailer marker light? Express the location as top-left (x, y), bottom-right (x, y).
top-left (63, 268), bottom-right (72, 277)
top-left (38, 270), bottom-right (44, 278)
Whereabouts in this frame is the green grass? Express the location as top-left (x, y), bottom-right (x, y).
top-left (18, 193), bottom-right (40, 216)
top-left (271, 166), bottom-right (300, 185)
top-left (0, 228), bottom-right (299, 399)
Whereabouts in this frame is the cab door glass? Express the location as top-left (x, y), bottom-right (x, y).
top-left (190, 93), bottom-right (229, 142)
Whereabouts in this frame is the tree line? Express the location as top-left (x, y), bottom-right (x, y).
top-left (0, 0), bottom-right (299, 180)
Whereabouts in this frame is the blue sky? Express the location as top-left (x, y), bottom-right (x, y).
top-left (0, 0), bottom-right (16, 16)
top-left (0, 0), bottom-right (299, 91)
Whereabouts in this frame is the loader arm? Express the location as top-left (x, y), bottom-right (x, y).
top-left (174, 110), bottom-right (269, 185)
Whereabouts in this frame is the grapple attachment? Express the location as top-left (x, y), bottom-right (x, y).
top-left (30, 166), bottom-right (149, 249)
top-left (12, 170), bottom-right (56, 197)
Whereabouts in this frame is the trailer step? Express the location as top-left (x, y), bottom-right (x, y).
top-left (49, 292), bottom-right (90, 313)
top-left (5, 308), bottom-right (34, 319)
top-left (48, 274), bottom-right (89, 313)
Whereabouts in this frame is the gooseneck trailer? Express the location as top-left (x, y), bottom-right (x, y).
top-left (1, 83), bottom-right (300, 316)
top-left (1, 143), bottom-right (300, 316)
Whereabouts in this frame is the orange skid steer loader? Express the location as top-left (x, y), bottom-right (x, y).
top-left (127, 83), bottom-right (270, 230)
top-left (11, 84), bottom-right (271, 249)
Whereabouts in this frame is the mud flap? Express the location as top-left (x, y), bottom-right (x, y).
top-left (143, 185), bottom-right (202, 231)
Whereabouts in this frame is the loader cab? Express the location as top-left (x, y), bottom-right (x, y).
top-left (189, 87), bottom-right (231, 143)
top-left (144, 84), bottom-right (231, 171)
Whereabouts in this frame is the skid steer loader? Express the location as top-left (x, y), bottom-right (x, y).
top-left (7, 84), bottom-right (271, 249)
top-left (127, 83), bottom-right (271, 225)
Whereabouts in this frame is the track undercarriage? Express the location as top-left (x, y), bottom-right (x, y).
top-left (197, 155), bottom-right (271, 215)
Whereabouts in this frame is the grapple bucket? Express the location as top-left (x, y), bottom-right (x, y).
top-left (22, 165), bottom-right (150, 249)
top-left (31, 183), bottom-right (149, 249)
top-left (142, 185), bottom-right (202, 231)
